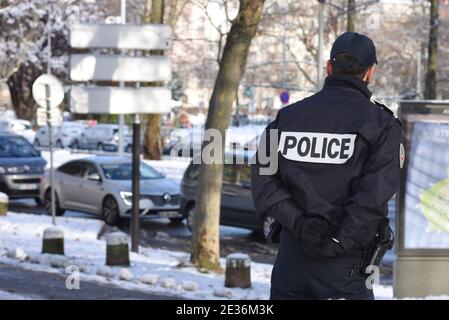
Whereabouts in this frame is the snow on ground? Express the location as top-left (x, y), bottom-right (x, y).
top-left (0, 212), bottom-right (271, 300)
top-left (41, 150), bottom-right (88, 169)
top-left (145, 157), bottom-right (191, 183)
top-left (1, 213), bottom-right (447, 300)
top-left (0, 290), bottom-right (33, 300)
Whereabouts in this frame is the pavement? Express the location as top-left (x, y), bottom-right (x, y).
top-left (0, 263), bottom-right (181, 300)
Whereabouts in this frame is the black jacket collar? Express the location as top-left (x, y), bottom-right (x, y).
top-left (323, 74), bottom-right (372, 99)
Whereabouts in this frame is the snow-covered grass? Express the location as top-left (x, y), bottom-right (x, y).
top-left (1, 212), bottom-right (448, 300)
top-left (0, 212), bottom-right (271, 300)
top-left (145, 157), bottom-right (190, 183)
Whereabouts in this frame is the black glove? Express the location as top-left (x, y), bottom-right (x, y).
top-left (295, 215), bottom-right (344, 260)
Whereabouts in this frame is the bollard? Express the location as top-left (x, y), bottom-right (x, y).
top-left (0, 192), bottom-right (8, 216)
top-left (106, 232), bottom-right (130, 266)
top-left (224, 253), bottom-right (251, 288)
top-left (42, 227), bottom-right (64, 255)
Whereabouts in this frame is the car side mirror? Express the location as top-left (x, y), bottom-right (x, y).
top-left (87, 173), bottom-right (101, 182)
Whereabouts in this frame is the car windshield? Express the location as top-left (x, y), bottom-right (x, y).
top-left (0, 136), bottom-right (40, 157)
top-left (100, 162), bottom-right (162, 180)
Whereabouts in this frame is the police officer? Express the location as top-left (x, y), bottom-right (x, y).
top-left (251, 32), bottom-right (403, 300)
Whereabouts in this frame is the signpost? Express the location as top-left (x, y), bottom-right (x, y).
top-left (69, 86), bottom-right (171, 114)
top-left (36, 107), bottom-right (62, 127)
top-left (69, 24), bottom-right (171, 50)
top-left (69, 54), bottom-right (171, 82)
top-left (395, 100), bottom-right (449, 298)
top-left (280, 90), bottom-right (289, 105)
top-left (68, 0), bottom-right (172, 253)
top-left (32, 74), bottom-right (64, 226)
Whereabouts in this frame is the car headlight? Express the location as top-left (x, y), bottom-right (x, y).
top-left (0, 167), bottom-right (5, 174)
top-left (6, 166), bottom-right (21, 173)
top-left (119, 191), bottom-right (133, 206)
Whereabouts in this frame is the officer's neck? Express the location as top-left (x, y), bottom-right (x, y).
top-left (324, 74), bottom-right (372, 99)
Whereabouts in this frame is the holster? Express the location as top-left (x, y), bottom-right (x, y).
top-left (268, 220), bottom-right (282, 244)
top-left (360, 218), bottom-right (394, 276)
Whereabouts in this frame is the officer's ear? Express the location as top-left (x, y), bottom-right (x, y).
top-left (363, 65), bottom-right (375, 84)
top-left (326, 60), bottom-right (333, 76)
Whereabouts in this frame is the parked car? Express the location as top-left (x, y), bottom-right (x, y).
top-left (34, 125), bottom-right (59, 148)
top-left (0, 119), bottom-right (35, 144)
top-left (0, 133), bottom-right (46, 205)
top-left (76, 124), bottom-right (133, 152)
top-left (40, 156), bottom-right (182, 225)
top-left (162, 127), bottom-right (192, 155)
top-left (169, 125), bottom-right (264, 158)
top-left (180, 151), bottom-right (275, 241)
top-left (54, 122), bottom-right (87, 149)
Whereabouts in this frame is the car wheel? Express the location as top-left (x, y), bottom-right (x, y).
top-left (185, 203), bottom-right (195, 232)
top-left (34, 197), bottom-right (44, 207)
top-left (102, 196), bottom-right (120, 225)
top-left (261, 215), bottom-right (276, 242)
top-left (55, 140), bottom-right (63, 148)
top-left (45, 189), bottom-right (65, 216)
top-left (71, 140), bottom-right (80, 150)
top-left (125, 145), bottom-right (132, 153)
top-left (169, 217), bottom-right (184, 224)
top-left (97, 143), bottom-right (104, 151)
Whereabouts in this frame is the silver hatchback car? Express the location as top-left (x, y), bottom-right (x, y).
top-left (40, 156), bottom-right (182, 224)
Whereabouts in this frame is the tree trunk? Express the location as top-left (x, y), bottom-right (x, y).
top-left (7, 63), bottom-right (41, 122)
top-left (143, 0), bottom-right (165, 160)
top-left (424, 0), bottom-right (439, 100)
top-left (347, 0), bottom-right (356, 32)
top-left (191, 0), bottom-right (265, 271)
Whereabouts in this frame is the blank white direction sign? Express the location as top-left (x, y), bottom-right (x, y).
top-left (70, 54), bottom-right (171, 82)
top-left (70, 86), bottom-right (171, 114)
top-left (70, 24), bottom-right (171, 50)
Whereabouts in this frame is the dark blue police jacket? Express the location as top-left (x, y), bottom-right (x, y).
top-left (251, 74), bottom-right (402, 251)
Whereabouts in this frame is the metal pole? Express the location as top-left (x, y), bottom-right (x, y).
top-left (317, 0), bottom-right (325, 91)
top-left (417, 51), bottom-right (422, 99)
top-left (280, 2), bottom-right (289, 108)
top-left (281, 30), bottom-right (287, 91)
top-left (131, 42), bottom-right (141, 252)
top-left (46, 9), bottom-right (56, 225)
top-left (46, 85), bottom-right (56, 226)
top-left (118, 0), bottom-right (126, 156)
top-left (131, 112), bottom-right (140, 253)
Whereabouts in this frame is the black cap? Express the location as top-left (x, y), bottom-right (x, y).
top-left (330, 32), bottom-right (378, 69)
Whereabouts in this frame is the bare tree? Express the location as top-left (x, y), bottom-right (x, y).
top-left (142, 0), bottom-right (165, 160)
top-left (191, 0), bottom-right (265, 270)
top-left (424, 0), bottom-right (439, 100)
top-left (347, 0), bottom-right (356, 32)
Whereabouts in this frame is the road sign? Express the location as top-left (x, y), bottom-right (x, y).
top-left (70, 54), bottom-right (171, 82)
top-left (280, 91), bottom-right (290, 104)
top-left (36, 107), bottom-right (62, 127)
top-left (32, 74), bottom-right (64, 109)
top-left (70, 24), bottom-right (171, 50)
top-left (70, 86), bottom-right (171, 114)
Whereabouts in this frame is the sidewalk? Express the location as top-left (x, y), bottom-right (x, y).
top-left (0, 263), bottom-right (180, 300)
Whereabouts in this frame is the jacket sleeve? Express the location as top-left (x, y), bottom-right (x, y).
top-left (250, 113), bottom-right (304, 232)
top-left (337, 117), bottom-right (403, 250)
